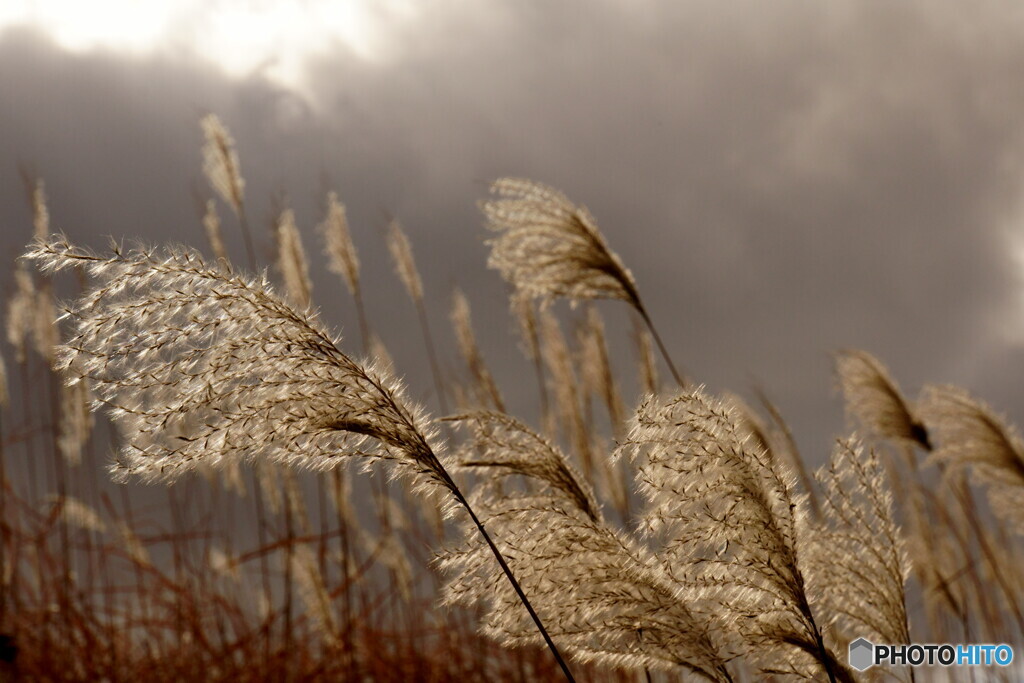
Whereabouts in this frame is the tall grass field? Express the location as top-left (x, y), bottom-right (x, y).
top-left (0, 116), bottom-right (1021, 681)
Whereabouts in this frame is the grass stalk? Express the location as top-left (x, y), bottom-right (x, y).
top-left (438, 468), bottom-right (576, 683)
top-left (635, 303), bottom-right (686, 389)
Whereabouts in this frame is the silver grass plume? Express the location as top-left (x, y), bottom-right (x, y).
top-left (58, 374), bottom-right (93, 466)
top-left (273, 207), bottom-right (313, 310)
top-left (578, 305), bottom-right (626, 438)
top-left (450, 288), bottom-right (505, 411)
top-left (27, 179), bottom-right (59, 366)
top-left (5, 265), bottom-right (58, 366)
top-left (25, 234), bottom-right (577, 680)
top-left (482, 178), bottom-right (640, 306)
top-left (835, 350), bottom-right (930, 450)
top-left (539, 308), bottom-right (591, 476)
top-left (318, 192), bottom-right (360, 297)
top-left (10, 174), bottom-right (59, 366)
top-left (918, 385), bottom-right (1024, 534)
top-left (482, 177), bottom-right (686, 387)
top-left (25, 235), bottom-right (453, 506)
top-left (318, 191), bottom-right (371, 356)
top-left (578, 307), bottom-right (632, 519)
top-left (446, 411), bottom-right (599, 521)
top-left (6, 262), bottom-right (34, 363)
top-left (511, 293), bottom-right (553, 434)
top-left (722, 393), bottom-right (775, 468)
top-left (200, 114), bottom-right (245, 217)
top-left (633, 314), bottom-right (660, 395)
top-left (44, 494), bottom-right (106, 533)
top-left (619, 389), bottom-right (853, 682)
top-left (33, 278), bottom-right (59, 366)
top-left (29, 177), bottom-right (50, 243)
top-left (385, 218), bottom-right (423, 304)
top-left (441, 412), bottom-right (732, 681)
top-left (752, 388), bottom-right (823, 522)
top-left (803, 438), bottom-right (911, 649)
top-left (511, 293), bottom-right (541, 364)
top-left (386, 217), bottom-right (449, 413)
top-left (200, 114), bottom-right (255, 270)
top-left (290, 544), bottom-right (339, 644)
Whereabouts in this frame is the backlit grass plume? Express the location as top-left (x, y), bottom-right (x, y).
top-left (483, 178), bottom-right (639, 306)
top-left (619, 389), bottom-right (855, 682)
top-left (919, 385), bottom-right (1024, 534)
top-left (441, 412), bottom-right (732, 681)
top-left (25, 235), bottom-right (447, 496)
top-left (803, 439), bottom-right (912, 651)
top-left (482, 178), bottom-right (686, 387)
top-left (200, 114), bottom-right (245, 219)
top-left (835, 349), bottom-right (930, 450)
top-left (24, 234), bottom-right (577, 681)
top-left (200, 113), bottom-right (255, 269)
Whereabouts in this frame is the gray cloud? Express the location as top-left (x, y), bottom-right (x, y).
top-left (3, 1), bottom-right (1024, 460)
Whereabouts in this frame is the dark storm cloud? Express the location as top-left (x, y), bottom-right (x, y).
top-left (3, 0), bottom-right (1024, 459)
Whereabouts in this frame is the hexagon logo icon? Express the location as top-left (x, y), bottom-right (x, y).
top-left (849, 637), bottom-right (874, 672)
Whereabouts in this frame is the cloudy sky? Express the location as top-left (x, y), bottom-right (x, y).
top-left (3, 0), bottom-right (1024, 464)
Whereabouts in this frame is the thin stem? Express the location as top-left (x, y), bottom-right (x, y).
top-left (636, 303), bottom-right (686, 389)
top-left (250, 465), bottom-right (273, 669)
top-left (813, 628), bottom-right (840, 683)
top-left (524, 306), bottom-right (551, 431)
top-left (440, 470), bottom-right (576, 683)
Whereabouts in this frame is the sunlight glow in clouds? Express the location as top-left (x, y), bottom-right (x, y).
top-left (0, 1), bottom-right (412, 90)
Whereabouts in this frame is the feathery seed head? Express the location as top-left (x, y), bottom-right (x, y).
top-left (450, 289), bottom-right (504, 411)
top-left (632, 316), bottom-right (660, 395)
top-left (29, 178), bottom-right (51, 242)
top-left (440, 409), bottom-right (731, 680)
top-left (46, 495), bottom-right (106, 533)
top-left (386, 218), bottom-right (423, 303)
top-left (835, 350), bottom-right (929, 449)
top-left (201, 114), bottom-right (246, 216)
top-left (510, 294), bottom-right (541, 362)
top-left (24, 235), bottom-right (455, 512)
top-left (447, 411), bottom-right (600, 521)
top-left (482, 178), bottom-right (640, 307)
top-left (318, 192), bottom-right (360, 296)
top-left (803, 437), bottom-right (911, 646)
top-left (6, 261), bottom-right (35, 363)
top-left (618, 388), bottom-right (845, 676)
top-left (918, 385), bottom-right (1024, 533)
top-left (578, 306), bottom-right (625, 437)
top-left (273, 207), bottom-right (313, 309)
top-left (58, 374), bottom-right (94, 466)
